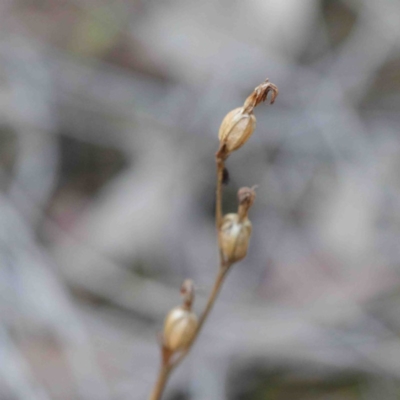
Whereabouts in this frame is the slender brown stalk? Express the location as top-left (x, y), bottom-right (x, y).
top-left (148, 172), bottom-right (229, 400)
top-left (198, 265), bottom-right (228, 328)
top-left (149, 365), bottom-right (171, 400)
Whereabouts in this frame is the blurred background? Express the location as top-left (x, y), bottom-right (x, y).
top-left (1, 0), bottom-right (400, 399)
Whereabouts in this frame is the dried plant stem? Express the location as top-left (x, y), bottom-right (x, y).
top-left (149, 365), bottom-right (171, 400)
top-left (197, 264), bottom-right (229, 330)
top-left (149, 153), bottom-right (230, 400)
top-left (187, 264), bottom-right (229, 349)
top-left (150, 153), bottom-right (234, 400)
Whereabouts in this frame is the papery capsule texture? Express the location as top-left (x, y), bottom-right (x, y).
top-left (220, 213), bottom-right (252, 263)
top-left (218, 107), bottom-right (256, 153)
top-left (163, 306), bottom-right (198, 352)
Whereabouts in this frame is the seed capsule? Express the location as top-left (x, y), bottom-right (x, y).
top-left (163, 306), bottom-right (198, 352)
top-left (220, 213), bottom-right (252, 263)
top-left (217, 79), bottom-right (278, 156)
top-left (218, 107), bottom-right (256, 154)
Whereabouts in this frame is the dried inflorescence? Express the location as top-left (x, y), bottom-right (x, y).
top-left (242, 79), bottom-right (278, 113)
top-left (237, 186), bottom-right (257, 216)
top-left (151, 78), bottom-right (278, 400)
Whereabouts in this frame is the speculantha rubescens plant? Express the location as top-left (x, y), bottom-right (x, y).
top-left (149, 78), bottom-right (278, 400)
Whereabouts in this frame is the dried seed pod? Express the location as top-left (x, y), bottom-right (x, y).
top-left (218, 107), bottom-right (256, 154)
top-left (220, 187), bottom-right (256, 264)
top-left (163, 306), bottom-right (198, 352)
top-left (220, 213), bottom-right (252, 264)
top-left (218, 79), bottom-right (278, 156)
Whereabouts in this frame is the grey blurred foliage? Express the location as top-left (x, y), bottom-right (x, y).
top-left (1, 0), bottom-right (400, 399)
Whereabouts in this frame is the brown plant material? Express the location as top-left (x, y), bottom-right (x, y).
top-left (163, 307), bottom-right (198, 352)
top-left (163, 280), bottom-right (197, 352)
top-left (218, 107), bottom-right (256, 154)
top-left (149, 78), bottom-right (278, 400)
top-left (238, 186), bottom-right (256, 209)
top-left (220, 187), bottom-right (256, 264)
top-left (243, 79), bottom-right (278, 113)
top-left (220, 214), bottom-right (252, 264)
top-left (180, 279), bottom-right (195, 310)
top-left (218, 79), bottom-right (278, 156)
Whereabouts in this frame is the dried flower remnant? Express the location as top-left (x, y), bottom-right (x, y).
top-left (242, 79), bottom-right (278, 113)
top-left (218, 79), bottom-right (278, 156)
top-left (237, 186), bottom-right (257, 220)
top-left (180, 279), bottom-right (195, 309)
top-left (220, 187), bottom-right (256, 264)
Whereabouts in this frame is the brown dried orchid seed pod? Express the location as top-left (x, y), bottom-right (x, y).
top-left (163, 306), bottom-right (198, 352)
top-left (218, 79), bottom-right (278, 156)
top-left (220, 213), bottom-right (252, 264)
top-left (218, 107), bottom-right (256, 154)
